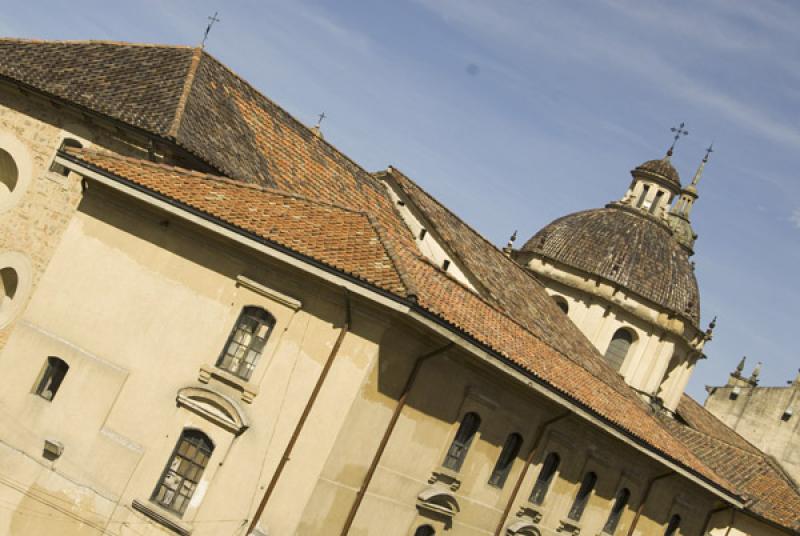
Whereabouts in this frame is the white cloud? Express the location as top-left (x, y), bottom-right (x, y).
top-left (791, 208), bottom-right (800, 228)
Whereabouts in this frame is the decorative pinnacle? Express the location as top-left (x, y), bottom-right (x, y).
top-left (704, 315), bottom-right (717, 340)
top-left (735, 355), bottom-right (746, 375)
top-left (503, 230), bottom-right (518, 257)
top-left (667, 122), bottom-right (689, 157)
top-left (691, 143), bottom-right (714, 187)
top-left (749, 361), bottom-right (762, 383)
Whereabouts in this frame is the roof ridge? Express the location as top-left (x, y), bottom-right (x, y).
top-left (169, 47), bottom-right (203, 138)
top-left (381, 167), bottom-right (525, 267)
top-left (66, 149), bottom-right (371, 217)
top-left (679, 395), bottom-right (768, 454)
top-left (365, 215), bottom-right (417, 301)
top-left (197, 52), bottom-right (384, 185)
top-left (0, 37), bottom-right (195, 49)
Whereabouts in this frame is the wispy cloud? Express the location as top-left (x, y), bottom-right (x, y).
top-left (791, 208), bottom-right (800, 228)
top-left (414, 0), bottom-right (800, 151)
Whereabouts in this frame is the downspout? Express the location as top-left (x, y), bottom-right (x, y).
top-left (493, 411), bottom-right (572, 536)
top-left (701, 505), bottom-right (733, 536)
top-left (247, 290), bottom-right (352, 536)
top-left (626, 472), bottom-right (675, 536)
top-left (339, 342), bottom-right (454, 535)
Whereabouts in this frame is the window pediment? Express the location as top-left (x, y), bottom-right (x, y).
top-left (176, 386), bottom-right (249, 435)
top-left (417, 487), bottom-right (460, 518)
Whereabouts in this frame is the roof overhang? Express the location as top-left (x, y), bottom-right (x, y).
top-left (55, 152), bottom-right (744, 509)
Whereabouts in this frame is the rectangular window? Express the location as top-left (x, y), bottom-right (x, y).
top-left (152, 430), bottom-right (214, 516)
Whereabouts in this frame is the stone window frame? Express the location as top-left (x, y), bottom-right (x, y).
top-left (0, 132), bottom-right (33, 214)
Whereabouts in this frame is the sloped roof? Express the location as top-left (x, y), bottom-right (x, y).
top-left (65, 147), bottom-right (732, 499)
top-left (634, 156), bottom-right (682, 190)
top-left (64, 149), bottom-right (408, 296)
top-left (521, 207), bottom-right (701, 326)
top-left (667, 396), bottom-right (800, 531)
top-left (11, 37), bottom-right (797, 529)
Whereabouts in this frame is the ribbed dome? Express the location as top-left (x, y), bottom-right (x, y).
top-left (634, 157), bottom-right (681, 190)
top-left (521, 207), bottom-right (700, 325)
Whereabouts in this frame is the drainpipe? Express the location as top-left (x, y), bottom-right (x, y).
top-left (339, 342), bottom-right (454, 535)
top-left (625, 472), bottom-right (675, 536)
top-left (701, 505), bottom-right (733, 536)
top-left (493, 411), bottom-right (572, 536)
top-left (247, 290), bottom-right (352, 536)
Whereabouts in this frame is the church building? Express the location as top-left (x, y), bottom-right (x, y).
top-left (0, 39), bottom-right (798, 536)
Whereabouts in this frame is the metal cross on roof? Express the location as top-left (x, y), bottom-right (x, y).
top-left (667, 122), bottom-right (688, 156)
top-left (316, 112), bottom-right (327, 127)
top-left (703, 142), bottom-right (714, 162)
top-left (201, 12), bottom-right (221, 48)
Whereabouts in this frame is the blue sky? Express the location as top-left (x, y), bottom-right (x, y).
top-left (4, 1), bottom-right (799, 400)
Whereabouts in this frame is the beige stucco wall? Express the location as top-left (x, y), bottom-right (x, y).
top-left (529, 272), bottom-right (693, 411)
top-left (0, 87), bottom-right (789, 536)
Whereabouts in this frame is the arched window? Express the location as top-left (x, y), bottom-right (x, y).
top-left (0, 267), bottom-right (18, 308)
top-left (636, 184), bottom-right (650, 208)
top-left (35, 357), bottom-right (69, 401)
top-left (605, 328), bottom-right (634, 372)
top-left (488, 433), bottom-right (523, 488)
top-left (414, 525), bottom-right (435, 536)
top-left (602, 487), bottom-right (630, 534)
top-left (664, 514), bottom-right (681, 536)
top-left (568, 471), bottom-right (597, 521)
top-left (443, 412), bottom-right (481, 471)
top-left (552, 295), bottom-right (569, 314)
top-left (0, 148), bottom-right (18, 196)
top-left (216, 306), bottom-right (275, 380)
top-left (529, 452), bottom-right (560, 505)
top-left (650, 190), bottom-right (664, 213)
top-left (152, 429), bottom-right (214, 516)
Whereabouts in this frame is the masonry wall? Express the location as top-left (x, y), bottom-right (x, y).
top-left (705, 385), bottom-right (800, 484)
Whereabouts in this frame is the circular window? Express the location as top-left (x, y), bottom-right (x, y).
top-left (0, 251), bottom-right (32, 329)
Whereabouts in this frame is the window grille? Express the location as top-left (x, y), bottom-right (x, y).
top-left (442, 412), bottom-right (481, 471)
top-left (602, 487), bottom-right (630, 534)
top-left (216, 306), bottom-right (274, 380)
top-left (605, 328), bottom-right (633, 372)
top-left (35, 357), bottom-right (69, 401)
top-left (152, 430), bottom-right (213, 516)
top-left (488, 433), bottom-right (523, 488)
top-left (529, 452), bottom-right (560, 505)
top-left (567, 471), bottom-right (597, 521)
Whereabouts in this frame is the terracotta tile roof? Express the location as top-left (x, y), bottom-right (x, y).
top-left (663, 400), bottom-right (800, 531)
top-left (66, 149), bottom-right (408, 296)
top-left (18, 38), bottom-right (797, 527)
top-left (66, 148), bottom-right (733, 499)
top-left (520, 207), bottom-right (701, 326)
top-left (675, 395), bottom-right (761, 454)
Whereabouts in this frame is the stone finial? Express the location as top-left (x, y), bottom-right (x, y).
top-left (503, 230), bottom-right (517, 258)
top-left (792, 369), bottom-right (800, 386)
top-left (735, 355), bottom-right (746, 376)
top-left (749, 361), bottom-right (762, 385)
top-left (704, 315), bottom-right (716, 340)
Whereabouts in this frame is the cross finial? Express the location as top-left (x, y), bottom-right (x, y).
top-left (316, 112), bottom-right (327, 127)
top-left (667, 122), bottom-right (689, 156)
top-left (703, 143), bottom-right (714, 163)
top-left (202, 12), bottom-right (221, 48)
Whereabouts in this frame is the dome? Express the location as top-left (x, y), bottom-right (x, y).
top-left (633, 157), bottom-right (681, 190)
top-left (521, 207), bottom-right (700, 325)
